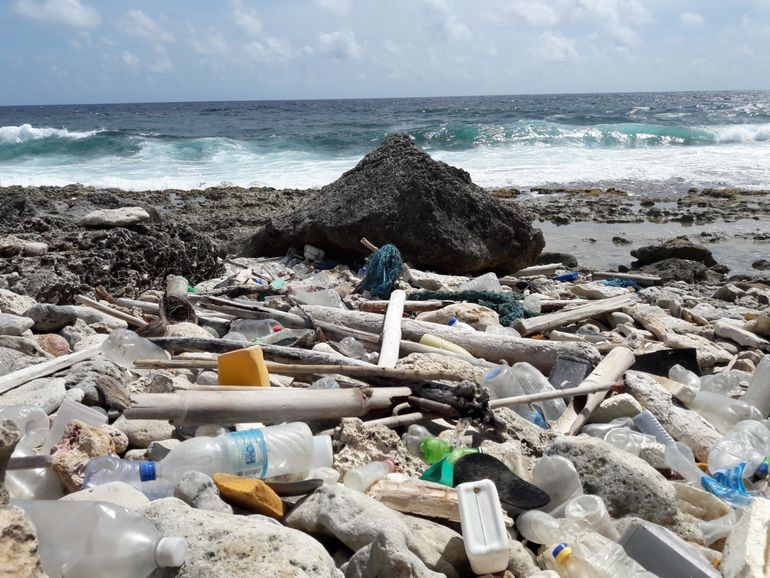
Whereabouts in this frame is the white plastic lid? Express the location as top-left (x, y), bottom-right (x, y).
top-left (312, 435), bottom-right (334, 469)
top-left (155, 537), bottom-right (188, 567)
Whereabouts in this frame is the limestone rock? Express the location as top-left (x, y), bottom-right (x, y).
top-left (342, 528), bottom-right (444, 578)
top-left (285, 484), bottom-right (469, 577)
top-left (0, 423), bottom-right (21, 506)
top-left (720, 498), bottom-right (770, 578)
top-left (71, 305), bottom-right (128, 330)
top-left (0, 348), bottom-right (28, 378)
top-left (631, 236), bottom-right (717, 268)
top-left (404, 268), bottom-right (467, 291)
top-left (51, 419), bottom-right (117, 492)
top-left (61, 481), bottom-right (150, 512)
top-left (0, 290), bottom-right (36, 317)
top-left (143, 497), bottom-right (342, 577)
top-left (0, 506), bottom-right (46, 577)
top-left (112, 415), bottom-right (175, 449)
top-left (0, 377), bottom-right (66, 414)
top-left (0, 313), bottom-right (34, 337)
top-left (80, 206), bottom-right (150, 227)
top-left (245, 134), bottom-right (545, 274)
top-left (59, 359), bottom-right (125, 406)
top-left (571, 282), bottom-right (631, 300)
top-left (546, 435), bottom-right (679, 527)
top-left (587, 393), bottom-right (643, 423)
top-left (163, 321), bottom-right (213, 339)
top-left (22, 242), bottom-right (47, 257)
top-left (23, 303), bottom-right (77, 333)
top-left (416, 303), bottom-right (500, 329)
top-left (712, 284), bottom-right (744, 303)
top-left (479, 408), bottom-right (554, 477)
top-left (175, 472), bottom-right (233, 514)
top-left (147, 438), bottom-right (181, 461)
top-left (395, 353), bottom-right (486, 384)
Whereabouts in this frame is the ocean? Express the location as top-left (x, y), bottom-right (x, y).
top-left (1, 91), bottom-right (770, 193)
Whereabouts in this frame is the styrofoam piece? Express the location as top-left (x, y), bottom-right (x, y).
top-left (456, 479), bottom-right (509, 575)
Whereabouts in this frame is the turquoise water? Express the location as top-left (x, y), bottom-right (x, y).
top-left (1, 91), bottom-right (770, 191)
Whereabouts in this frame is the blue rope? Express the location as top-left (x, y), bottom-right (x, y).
top-left (359, 244), bottom-right (403, 298)
top-left (601, 277), bottom-right (641, 291)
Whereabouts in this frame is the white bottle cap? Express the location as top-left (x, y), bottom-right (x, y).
top-left (312, 435), bottom-right (334, 469)
top-left (155, 537), bottom-right (188, 567)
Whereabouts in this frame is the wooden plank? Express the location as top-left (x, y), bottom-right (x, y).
top-left (0, 344), bottom-right (103, 395)
top-left (513, 294), bottom-right (637, 337)
top-left (378, 290), bottom-right (406, 368)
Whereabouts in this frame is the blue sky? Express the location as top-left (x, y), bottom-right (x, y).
top-left (1, 0), bottom-right (770, 105)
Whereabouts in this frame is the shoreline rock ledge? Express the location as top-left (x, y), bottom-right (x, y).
top-left (245, 133), bottom-right (545, 274)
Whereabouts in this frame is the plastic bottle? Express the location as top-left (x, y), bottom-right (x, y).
top-left (741, 355), bottom-right (770, 417)
top-left (293, 288), bottom-right (344, 308)
top-left (510, 362), bottom-right (567, 422)
top-left (668, 364), bottom-right (701, 391)
top-left (343, 459), bottom-right (395, 492)
top-left (707, 420), bottom-right (770, 476)
top-left (165, 275), bottom-right (189, 297)
top-left (259, 328), bottom-right (315, 346)
top-left (531, 455), bottom-right (583, 514)
top-left (686, 390), bottom-right (762, 434)
top-left (458, 272), bottom-right (501, 292)
top-left (564, 495), bottom-right (619, 541)
top-left (229, 319), bottom-right (280, 341)
top-left (14, 499), bottom-right (187, 578)
top-left (522, 293), bottom-right (542, 314)
top-left (86, 423), bottom-right (315, 486)
top-left (633, 410), bottom-right (676, 446)
top-left (5, 444), bottom-right (63, 500)
top-left (700, 370), bottom-right (752, 397)
top-left (548, 533), bottom-right (658, 578)
top-left (402, 424), bottom-right (432, 456)
top-left (419, 334), bottom-right (472, 356)
top-left (0, 405), bottom-right (48, 449)
top-left (603, 428), bottom-right (658, 457)
top-left (516, 509), bottom-right (583, 545)
top-left (222, 331), bottom-right (248, 341)
top-left (101, 329), bottom-right (170, 374)
top-left (581, 417), bottom-right (635, 439)
top-left (309, 377), bottom-right (340, 389)
top-left (480, 363), bottom-right (545, 425)
top-left (338, 336), bottom-right (366, 359)
top-left (447, 316), bottom-right (475, 332)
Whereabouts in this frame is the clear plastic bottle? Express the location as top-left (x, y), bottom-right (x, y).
top-left (516, 509), bottom-right (584, 545)
top-left (338, 336), bottom-right (366, 359)
top-left (343, 459), bottom-right (395, 492)
top-left (165, 274), bottom-right (189, 298)
top-left (309, 377), bottom-right (340, 389)
top-left (458, 272), bottom-right (501, 292)
top-left (707, 420), bottom-right (770, 476)
top-left (548, 532), bottom-right (658, 578)
top-left (0, 405), bottom-right (48, 449)
top-left (741, 355), bottom-right (770, 417)
top-left (229, 319), bottom-right (280, 340)
top-left (581, 417), bottom-right (635, 439)
top-left (293, 288), bottom-right (345, 308)
top-left (86, 423), bottom-right (314, 485)
top-left (402, 424), bottom-right (432, 456)
top-left (523, 293), bottom-right (542, 314)
top-left (700, 370), bottom-right (752, 397)
top-left (480, 363), bottom-right (543, 424)
top-left (603, 428), bottom-right (658, 457)
top-left (447, 316), bottom-right (476, 332)
top-left (686, 390), bottom-right (762, 434)
top-left (14, 499), bottom-right (187, 578)
top-left (564, 495), bottom-right (619, 541)
top-left (531, 455), bottom-right (583, 514)
top-left (101, 329), bottom-right (170, 374)
top-left (5, 444), bottom-right (63, 500)
top-left (510, 362), bottom-right (567, 422)
top-left (633, 410), bottom-right (676, 446)
top-left (669, 364), bottom-right (701, 391)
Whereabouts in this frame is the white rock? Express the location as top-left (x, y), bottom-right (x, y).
top-left (112, 415), bottom-right (175, 449)
top-left (588, 393), bottom-right (643, 423)
top-left (720, 498), bottom-right (770, 578)
top-left (61, 481), bottom-right (150, 512)
top-left (71, 305), bottom-right (128, 330)
top-left (0, 377), bottom-right (66, 414)
top-left (572, 282), bottom-right (631, 300)
top-left (80, 207), bottom-right (150, 228)
top-left (405, 268), bottom-right (467, 291)
top-left (0, 313), bottom-right (34, 336)
top-left (0, 289), bottom-right (37, 316)
top-left (22, 242), bottom-right (48, 257)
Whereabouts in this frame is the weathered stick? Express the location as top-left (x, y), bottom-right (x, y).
top-left (75, 295), bottom-right (148, 328)
top-left (489, 382), bottom-right (614, 410)
top-left (115, 297), bottom-right (233, 325)
top-left (302, 305), bottom-right (602, 371)
top-left (359, 300), bottom-right (447, 314)
top-left (201, 295), bottom-right (309, 329)
top-left (379, 290), bottom-right (406, 368)
top-left (0, 343), bottom-right (103, 395)
top-left (550, 346), bottom-right (635, 435)
top-left (513, 294), bottom-right (637, 337)
top-left (502, 263), bottom-right (564, 280)
top-left (126, 386), bottom-right (412, 424)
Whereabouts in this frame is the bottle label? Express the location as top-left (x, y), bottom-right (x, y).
top-left (228, 429), bottom-right (269, 478)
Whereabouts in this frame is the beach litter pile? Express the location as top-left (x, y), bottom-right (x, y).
top-left (1, 137), bottom-right (770, 577)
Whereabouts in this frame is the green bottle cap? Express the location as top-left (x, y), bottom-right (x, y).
top-left (421, 438), bottom-right (451, 464)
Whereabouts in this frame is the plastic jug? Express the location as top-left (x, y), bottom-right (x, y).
top-left (13, 500), bottom-right (186, 578)
top-left (457, 479), bottom-right (509, 574)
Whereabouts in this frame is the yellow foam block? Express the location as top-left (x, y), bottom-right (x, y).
top-left (213, 473), bottom-right (284, 518)
top-left (217, 345), bottom-right (270, 386)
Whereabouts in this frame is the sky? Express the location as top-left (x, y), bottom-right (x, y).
top-left (1, 0), bottom-right (770, 105)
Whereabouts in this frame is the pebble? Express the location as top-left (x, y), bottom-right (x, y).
top-left (174, 472), bottom-right (233, 514)
top-left (0, 313), bottom-right (34, 336)
top-left (112, 415), bottom-right (176, 449)
top-left (61, 481), bottom-right (150, 512)
top-left (23, 304), bottom-right (77, 333)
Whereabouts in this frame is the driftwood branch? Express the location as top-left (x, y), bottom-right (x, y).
top-left (378, 290), bottom-right (406, 368)
top-left (75, 295), bottom-right (148, 328)
top-left (0, 343), bottom-right (103, 395)
top-left (513, 294), bottom-right (637, 337)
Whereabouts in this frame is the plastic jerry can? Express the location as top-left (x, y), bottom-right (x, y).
top-left (217, 344), bottom-right (270, 386)
top-left (456, 479), bottom-right (509, 574)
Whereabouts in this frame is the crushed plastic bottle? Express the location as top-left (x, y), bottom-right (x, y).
top-left (633, 410), bottom-right (676, 446)
top-left (102, 329), bottom-right (170, 374)
top-left (458, 272), bottom-right (501, 292)
top-left (480, 363), bottom-right (546, 426)
top-left (510, 362), bottom-right (567, 422)
top-left (402, 424), bottom-right (433, 456)
top-left (531, 455), bottom-right (583, 514)
top-left (15, 499), bottom-right (187, 578)
top-left (338, 336), bottom-right (366, 359)
top-left (517, 508), bottom-right (584, 545)
top-left (581, 417), bottom-right (635, 439)
top-left (603, 428), bottom-right (658, 457)
top-left (741, 354), bottom-right (770, 417)
top-left (309, 377), bottom-right (340, 389)
top-left (447, 316), bottom-right (475, 332)
top-left (668, 364), bottom-right (701, 391)
top-left (165, 274), bottom-right (189, 297)
top-left (707, 420), bottom-right (770, 476)
top-left (547, 532), bottom-right (658, 578)
top-left (229, 319), bottom-right (280, 341)
top-left (564, 495), bottom-right (620, 541)
top-left (686, 390), bottom-right (762, 434)
top-left (343, 459), bottom-right (395, 492)
top-left (522, 293), bottom-right (542, 314)
top-left (292, 288), bottom-right (345, 308)
top-left (0, 405), bottom-right (48, 449)
top-left (700, 370), bottom-right (752, 398)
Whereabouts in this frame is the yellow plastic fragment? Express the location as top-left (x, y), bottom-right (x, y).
top-left (213, 473), bottom-right (285, 518)
top-left (216, 344), bottom-right (270, 386)
top-left (419, 334), bottom-right (472, 356)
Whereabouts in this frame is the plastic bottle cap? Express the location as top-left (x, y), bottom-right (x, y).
top-left (139, 461), bottom-right (157, 482)
top-left (312, 435), bottom-right (334, 469)
top-left (272, 324), bottom-right (283, 332)
top-left (551, 543), bottom-right (572, 563)
top-left (155, 537), bottom-right (188, 567)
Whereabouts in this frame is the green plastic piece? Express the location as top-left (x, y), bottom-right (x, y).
top-left (421, 438), bottom-right (451, 465)
top-left (186, 285), bottom-right (198, 293)
top-left (419, 457), bottom-right (454, 487)
top-left (270, 278), bottom-right (285, 290)
top-left (447, 447), bottom-right (479, 465)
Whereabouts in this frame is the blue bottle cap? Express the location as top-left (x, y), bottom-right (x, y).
top-left (139, 461), bottom-right (157, 482)
top-left (448, 316), bottom-right (458, 326)
top-left (551, 543), bottom-right (571, 561)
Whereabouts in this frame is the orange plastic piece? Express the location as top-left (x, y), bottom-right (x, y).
top-left (213, 473), bottom-right (284, 518)
top-left (217, 345), bottom-right (270, 386)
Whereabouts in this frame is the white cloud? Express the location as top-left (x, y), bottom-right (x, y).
top-left (149, 52), bottom-right (172, 73)
top-left (422, 0), bottom-right (471, 41)
top-left (575, 0), bottom-right (651, 47)
top-left (318, 30), bottom-right (362, 60)
top-left (15, 0), bottom-right (100, 28)
top-left (191, 31), bottom-right (229, 56)
top-left (243, 38), bottom-right (295, 63)
top-left (680, 12), bottom-right (704, 27)
top-left (313, 0), bottom-right (351, 16)
top-left (533, 30), bottom-right (578, 62)
top-left (119, 10), bottom-right (174, 44)
top-left (122, 50), bottom-right (139, 68)
top-left (510, 1), bottom-right (560, 27)
top-left (231, 0), bottom-right (262, 36)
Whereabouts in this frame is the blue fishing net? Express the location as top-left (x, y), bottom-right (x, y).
top-left (358, 244), bottom-right (404, 298)
top-left (601, 277), bottom-right (641, 291)
top-left (410, 290), bottom-right (534, 326)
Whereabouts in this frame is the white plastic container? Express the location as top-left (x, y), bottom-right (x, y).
top-left (458, 272), bottom-right (502, 293)
top-left (456, 479), bottom-right (509, 575)
top-left (14, 499), bottom-right (186, 578)
top-left (343, 459), bottom-right (395, 492)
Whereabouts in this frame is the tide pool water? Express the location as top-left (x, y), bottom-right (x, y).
top-left (1, 91), bottom-right (770, 192)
